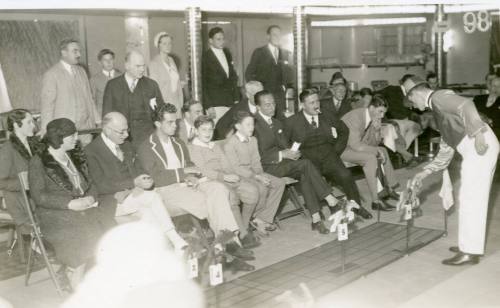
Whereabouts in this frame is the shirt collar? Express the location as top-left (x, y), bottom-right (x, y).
top-left (103, 69), bottom-right (115, 77)
top-left (60, 60), bottom-right (73, 74)
top-left (211, 46), bottom-right (224, 53)
top-left (235, 131), bottom-right (250, 143)
top-left (101, 133), bottom-right (118, 153)
top-left (258, 111), bottom-right (272, 124)
top-left (184, 118), bottom-right (194, 132)
top-left (124, 73), bottom-right (138, 86)
top-left (303, 110), bottom-right (317, 122)
top-left (364, 108), bottom-right (372, 128)
top-left (424, 90), bottom-right (434, 109)
top-left (192, 137), bottom-right (215, 149)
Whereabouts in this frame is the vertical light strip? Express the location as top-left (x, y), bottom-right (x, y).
top-left (185, 7), bottom-right (202, 102)
top-left (293, 6), bottom-right (307, 111)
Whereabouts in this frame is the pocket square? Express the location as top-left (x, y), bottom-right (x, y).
top-left (149, 97), bottom-right (158, 110)
top-left (331, 127), bottom-right (338, 138)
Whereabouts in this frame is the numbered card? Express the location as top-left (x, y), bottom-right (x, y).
top-left (404, 203), bottom-right (412, 221)
top-left (338, 223), bottom-right (348, 241)
top-left (187, 256), bottom-right (198, 279)
top-left (209, 263), bottom-right (223, 286)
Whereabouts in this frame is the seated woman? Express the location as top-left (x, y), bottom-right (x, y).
top-left (28, 118), bottom-right (106, 287)
top-left (0, 109), bottom-right (38, 235)
top-left (188, 115), bottom-right (260, 248)
top-left (223, 111), bottom-right (285, 236)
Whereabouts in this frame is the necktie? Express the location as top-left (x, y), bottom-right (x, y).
top-left (188, 127), bottom-right (195, 142)
top-left (108, 71), bottom-right (112, 79)
top-left (115, 145), bottom-right (124, 162)
top-left (311, 116), bottom-right (318, 128)
top-left (130, 79), bottom-right (137, 92)
top-left (273, 47), bottom-right (278, 64)
top-left (268, 118), bottom-right (273, 127)
top-left (363, 120), bottom-right (372, 137)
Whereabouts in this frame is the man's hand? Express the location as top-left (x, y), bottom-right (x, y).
top-left (376, 147), bottom-right (386, 164)
top-left (474, 131), bottom-right (489, 155)
top-left (207, 107), bottom-right (216, 120)
top-left (282, 149), bottom-right (301, 161)
top-left (184, 166), bottom-right (201, 175)
top-left (134, 174), bottom-right (154, 190)
top-left (255, 174), bottom-right (271, 186)
top-left (185, 175), bottom-right (200, 188)
top-left (68, 197), bottom-right (95, 211)
top-left (410, 169), bottom-right (432, 191)
top-left (223, 174), bottom-right (240, 183)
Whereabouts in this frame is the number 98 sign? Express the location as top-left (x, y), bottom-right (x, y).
top-left (463, 10), bottom-right (492, 33)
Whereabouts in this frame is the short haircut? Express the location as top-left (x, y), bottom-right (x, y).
top-left (152, 103), bottom-right (177, 122)
top-left (182, 100), bottom-right (202, 114)
top-left (346, 96), bottom-right (361, 107)
top-left (266, 25), bottom-right (281, 35)
top-left (194, 115), bottom-right (214, 129)
top-left (359, 87), bottom-right (373, 97)
top-left (233, 111), bottom-right (254, 126)
top-left (426, 72), bottom-right (437, 81)
top-left (329, 71), bottom-right (347, 85)
top-left (59, 38), bottom-right (79, 51)
top-left (410, 83), bottom-right (431, 95)
top-left (400, 74), bottom-right (415, 85)
top-left (44, 118), bottom-right (77, 149)
top-left (208, 27), bottom-right (224, 39)
top-left (254, 90), bottom-right (273, 106)
top-left (299, 88), bottom-right (318, 103)
top-left (7, 109), bottom-right (31, 132)
top-left (97, 49), bottom-right (115, 61)
top-left (369, 94), bottom-right (388, 108)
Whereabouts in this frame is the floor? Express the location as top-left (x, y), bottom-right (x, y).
top-left (1, 156), bottom-right (500, 308)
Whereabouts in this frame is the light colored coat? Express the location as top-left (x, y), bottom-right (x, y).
top-left (90, 69), bottom-right (122, 118)
top-left (149, 54), bottom-right (183, 117)
top-left (40, 62), bottom-right (99, 130)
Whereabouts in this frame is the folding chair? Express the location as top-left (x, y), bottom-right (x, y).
top-left (275, 177), bottom-right (308, 225)
top-left (17, 172), bottom-right (65, 296)
top-left (0, 194), bottom-right (25, 263)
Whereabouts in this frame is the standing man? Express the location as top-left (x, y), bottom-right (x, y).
top-left (245, 25), bottom-right (289, 119)
top-left (90, 49), bottom-right (121, 118)
top-left (41, 38), bottom-right (99, 144)
top-left (407, 76), bottom-right (499, 265)
top-left (176, 100), bottom-right (204, 144)
top-left (473, 76), bottom-right (500, 137)
top-left (103, 51), bottom-right (165, 148)
top-left (202, 27), bottom-right (240, 123)
top-left (253, 90), bottom-right (372, 233)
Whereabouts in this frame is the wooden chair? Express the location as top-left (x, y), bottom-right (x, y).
top-left (0, 193), bottom-right (25, 263)
top-left (274, 177), bottom-right (308, 225)
top-left (17, 172), bottom-right (65, 296)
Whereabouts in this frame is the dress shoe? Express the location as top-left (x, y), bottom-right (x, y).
top-left (225, 258), bottom-right (255, 274)
top-left (311, 221), bottom-right (329, 234)
top-left (371, 200), bottom-right (395, 211)
top-left (449, 246), bottom-right (459, 253)
top-left (353, 206), bottom-right (373, 219)
top-left (225, 242), bottom-right (255, 261)
top-left (240, 232), bottom-right (261, 249)
top-left (250, 220), bottom-right (277, 237)
top-left (383, 190), bottom-right (400, 201)
top-left (442, 252), bottom-right (479, 266)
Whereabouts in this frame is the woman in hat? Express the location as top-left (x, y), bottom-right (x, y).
top-left (29, 118), bottom-right (106, 287)
top-left (149, 32), bottom-right (183, 118)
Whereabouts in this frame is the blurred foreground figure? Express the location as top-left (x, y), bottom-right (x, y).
top-left (62, 222), bottom-right (204, 308)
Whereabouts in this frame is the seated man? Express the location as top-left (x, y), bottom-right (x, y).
top-left (473, 75), bottom-right (500, 137)
top-left (320, 82), bottom-right (352, 119)
top-left (253, 90), bottom-right (372, 234)
top-left (176, 100), bottom-right (204, 144)
top-left (188, 115), bottom-right (260, 248)
top-left (285, 89), bottom-right (364, 214)
top-left (136, 103), bottom-right (254, 270)
top-left (85, 112), bottom-right (187, 252)
top-left (341, 95), bottom-right (400, 211)
top-left (214, 80), bottom-right (263, 140)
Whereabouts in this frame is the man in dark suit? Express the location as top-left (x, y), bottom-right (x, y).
top-left (320, 82), bottom-right (352, 119)
top-left (253, 91), bottom-right (372, 233)
top-left (202, 27), bottom-right (240, 123)
top-left (473, 76), bottom-right (500, 137)
top-left (245, 25), bottom-right (289, 119)
top-left (176, 100), bottom-right (204, 144)
top-left (102, 51), bottom-right (165, 148)
top-left (85, 112), bottom-right (188, 251)
top-left (214, 80), bottom-right (263, 140)
top-left (285, 89), bottom-right (365, 215)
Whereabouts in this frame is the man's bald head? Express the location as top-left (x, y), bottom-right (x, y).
top-left (125, 50), bottom-right (146, 79)
top-left (102, 112), bottom-right (129, 145)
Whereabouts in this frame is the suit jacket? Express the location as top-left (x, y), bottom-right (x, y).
top-left (214, 99), bottom-right (255, 140)
top-left (319, 89), bottom-right (352, 119)
top-left (175, 118), bottom-right (195, 144)
top-left (253, 112), bottom-right (289, 165)
top-left (41, 62), bottom-right (99, 130)
top-left (85, 136), bottom-right (142, 219)
top-left (136, 132), bottom-right (195, 188)
top-left (285, 112), bottom-right (349, 167)
top-left (341, 108), bottom-right (379, 154)
top-left (149, 54), bottom-right (183, 117)
top-left (245, 45), bottom-right (288, 93)
top-left (202, 48), bottom-right (239, 109)
top-left (376, 85), bottom-right (412, 120)
top-left (473, 94), bottom-right (500, 132)
top-left (90, 69), bottom-right (122, 117)
top-left (102, 75), bottom-right (165, 147)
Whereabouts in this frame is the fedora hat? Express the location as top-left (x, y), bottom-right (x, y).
top-left (401, 75), bottom-right (428, 96)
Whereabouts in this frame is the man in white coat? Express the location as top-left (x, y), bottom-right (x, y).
top-left (407, 75), bottom-right (499, 266)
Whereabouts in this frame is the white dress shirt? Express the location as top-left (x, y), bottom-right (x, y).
top-left (267, 43), bottom-right (279, 64)
top-left (160, 137), bottom-right (182, 169)
top-left (303, 111), bottom-right (319, 127)
top-left (184, 119), bottom-right (195, 140)
top-left (258, 111), bottom-right (273, 126)
top-left (103, 69), bottom-right (116, 79)
top-left (101, 133), bottom-right (121, 158)
top-left (211, 47), bottom-right (229, 77)
top-left (124, 73), bottom-right (138, 92)
top-left (60, 60), bottom-right (75, 75)
top-left (365, 108), bottom-right (372, 129)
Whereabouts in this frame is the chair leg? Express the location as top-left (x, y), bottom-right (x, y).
top-left (288, 186), bottom-right (308, 218)
top-left (16, 228), bottom-right (26, 263)
top-left (25, 235), bottom-right (34, 286)
top-left (36, 236), bottom-right (64, 296)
